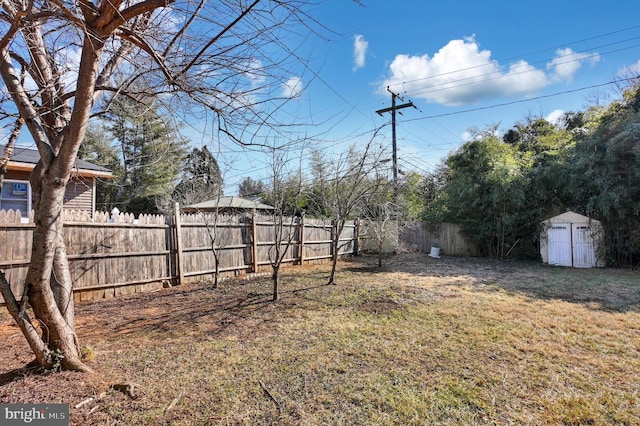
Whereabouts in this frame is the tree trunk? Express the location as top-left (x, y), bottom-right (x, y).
top-left (0, 15), bottom-right (106, 372)
top-left (272, 267), bottom-right (279, 301)
top-left (327, 220), bottom-right (342, 285)
top-left (327, 235), bottom-right (339, 285)
top-left (213, 249), bottom-right (220, 289)
top-left (22, 176), bottom-right (91, 372)
top-left (52, 233), bottom-right (76, 328)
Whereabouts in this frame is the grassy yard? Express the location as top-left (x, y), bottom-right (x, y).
top-left (1, 253), bottom-right (639, 425)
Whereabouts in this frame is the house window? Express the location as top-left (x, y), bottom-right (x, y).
top-left (0, 179), bottom-right (31, 216)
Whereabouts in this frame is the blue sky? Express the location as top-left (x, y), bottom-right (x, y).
top-left (218, 0), bottom-right (640, 194)
top-left (6, 0), bottom-right (638, 196)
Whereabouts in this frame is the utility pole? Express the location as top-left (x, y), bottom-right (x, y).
top-left (375, 87), bottom-right (415, 198)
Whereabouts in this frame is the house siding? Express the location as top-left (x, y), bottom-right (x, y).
top-left (63, 176), bottom-right (94, 212)
top-left (2, 171), bottom-right (95, 213)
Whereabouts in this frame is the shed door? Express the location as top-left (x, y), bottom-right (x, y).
top-left (572, 224), bottom-right (596, 268)
top-left (548, 225), bottom-right (572, 266)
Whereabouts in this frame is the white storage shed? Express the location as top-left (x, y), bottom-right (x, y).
top-left (540, 211), bottom-right (605, 268)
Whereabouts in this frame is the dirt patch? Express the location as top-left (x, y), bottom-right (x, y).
top-left (357, 298), bottom-right (402, 314)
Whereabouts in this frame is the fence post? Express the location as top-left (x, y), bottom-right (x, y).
top-left (298, 213), bottom-right (305, 265)
top-left (250, 209), bottom-right (258, 273)
top-left (174, 202), bottom-right (184, 286)
top-left (353, 219), bottom-right (359, 256)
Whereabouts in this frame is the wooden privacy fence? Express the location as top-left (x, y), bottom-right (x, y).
top-left (358, 220), bottom-right (478, 256)
top-left (399, 222), bottom-right (479, 256)
top-left (0, 208), bottom-right (357, 303)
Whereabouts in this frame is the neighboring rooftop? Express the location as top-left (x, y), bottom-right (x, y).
top-left (2, 145), bottom-right (112, 176)
top-left (183, 196), bottom-right (274, 211)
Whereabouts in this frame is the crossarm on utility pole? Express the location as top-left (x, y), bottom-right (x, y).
top-left (375, 102), bottom-right (415, 116)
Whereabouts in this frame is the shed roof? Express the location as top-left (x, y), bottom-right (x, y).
top-left (2, 145), bottom-right (113, 177)
top-left (184, 196), bottom-right (274, 211)
top-left (542, 211), bottom-right (599, 224)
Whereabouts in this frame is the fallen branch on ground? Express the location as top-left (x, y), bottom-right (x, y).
top-left (74, 397), bottom-right (94, 409)
top-left (164, 391), bottom-right (185, 416)
top-left (259, 380), bottom-right (281, 413)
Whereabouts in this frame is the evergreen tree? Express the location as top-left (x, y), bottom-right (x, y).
top-left (428, 116), bottom-right (580, 259)
top-left (238, 176), bottom-right (267, 199)
top-left (105, 94), bottom-right (188, 215)
top-left (173, 146), bottom-right (223, 206)
top-left (79, 123), bottom-right (123, 211)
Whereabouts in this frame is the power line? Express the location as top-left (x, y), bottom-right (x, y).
top-left (226, 76), bottom-right (631, 192)
top-left (402, 79), bottom-right (627, 121)
top-left (217, 26), bottom-right (640, 191)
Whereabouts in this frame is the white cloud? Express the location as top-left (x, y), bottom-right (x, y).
top-left (546, 109), bottom-right (565, 125)
top-left (282, 76), bottom-right (303, 98)
top-left (547, 48), bottom-right (599, 83)
top-left (353, 34), bottom-right (368, 72)
top-left (245, 59), bottom-right (267, 87)
top-left (617, 59), bottom-right (640, 77)
top-left (382, 36), bottom-right (598, 106)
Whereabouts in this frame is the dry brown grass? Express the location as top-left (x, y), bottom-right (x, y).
top-left (1, 253), bottom-right (639, 425)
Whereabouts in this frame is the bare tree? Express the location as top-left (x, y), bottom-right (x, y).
top-left (361, 200), bottom-right (399, 268)
top-left (175, 159), bottom-right (230, 289)
top-left (0, 0), bottom-right (321, 371)
top-left (195, 208), bottom-right (231, 290)
top-left (265, 144), bottom-right (305, 301)
top-left (317, 130), bottom-right (389, 285)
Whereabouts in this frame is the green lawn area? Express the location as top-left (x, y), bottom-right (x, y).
top-left (1, 253), bottom-right (639, 425)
